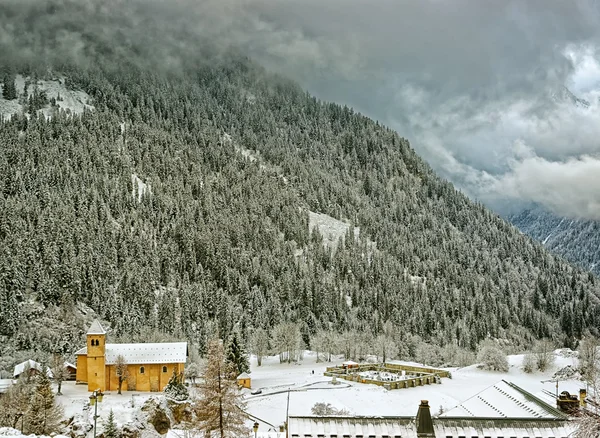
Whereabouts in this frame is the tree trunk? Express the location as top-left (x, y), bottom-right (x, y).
top-left (118, 378), bottom-right (123, 395)
top-left (57, 380), bottom-right (62, 395)
top-left (257, 356), bottom-right (262, 366)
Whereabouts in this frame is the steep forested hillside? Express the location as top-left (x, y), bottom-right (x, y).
top-left (510, 207), bottom-right (600, 276)
top-left (1, 1), bottom-right (599, 371)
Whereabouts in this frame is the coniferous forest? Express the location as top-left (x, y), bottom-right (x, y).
top-left (0, 0), bottom-right (599, 371)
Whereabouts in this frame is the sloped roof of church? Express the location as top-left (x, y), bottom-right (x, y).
top-left (75, 342), bottom-right (187, 365)
top-left (87, 320), bottom-right (106, 335)
top-left (105, 342), bottom-right (187, 365)
top-left (73, 342), bottom-right (188, 364)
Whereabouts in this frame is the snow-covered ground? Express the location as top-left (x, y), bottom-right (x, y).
top-left (245, 350), bottom-right (583, 428)
top-left (0, 350), bottom-right (584, 438)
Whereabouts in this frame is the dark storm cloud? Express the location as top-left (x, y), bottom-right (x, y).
top-left (2, 0), bottom-right (600, 218)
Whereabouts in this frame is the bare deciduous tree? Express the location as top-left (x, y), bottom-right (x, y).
top-left (51, 355), bottom-right (67, 395)
top-left (115, 355), bottom-right (129, 395)
top-left (533, 339), bottom-right (555, 372)
top-left (249, 328), bottom-right (269, 366)
top-left (192, 339), bottom-right (249, 438)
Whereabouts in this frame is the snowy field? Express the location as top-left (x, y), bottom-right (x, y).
top-left (0, 350), bottom-right (584, 438)
top-left (245, 350), bottom-right (583, 429)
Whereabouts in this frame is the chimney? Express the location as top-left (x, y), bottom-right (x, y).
top-left (416, 400), bottom-right (436, 438)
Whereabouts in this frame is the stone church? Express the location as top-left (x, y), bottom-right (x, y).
top-left (75, 320), bottom-right (187, 392)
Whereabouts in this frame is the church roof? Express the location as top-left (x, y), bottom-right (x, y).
top-left (74, 342), bottom-right (188, 364)
top-left (105, 342), bottom-right (187, 365)
top-left (237, 372), bottom-right (251, 379)
top-left (87, 320), bottom-right (106, 335)
top-left (75, 342), bottom-right (188, 365)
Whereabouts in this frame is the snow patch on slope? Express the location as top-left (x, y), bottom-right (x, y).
top-left (1, 75), bottom-right (93, 120)
top-left (308, 211), bottom-right (359, 249)
top-left (131, 174), bottom-right (151, 203)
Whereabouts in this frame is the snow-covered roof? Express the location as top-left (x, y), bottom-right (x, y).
top-left (13, 360), bottom-right (53, 378)
top-left (288, 416), bottom-right (414, 438)
top-left (75, 347), bottom-right (87, 355)
top-left (104, 342), bottom-right (188, 365)
top-left (440, 380), bottom-right (567, 420)
top-left (237, 372), bottom-right (251, 379)
top-left (342, 360), bottom-right (358, 365)
top-left (288, 416), bottom-right (576, 438)
top-left (87, 319), bottom-right (106, 335)
top-left (64, 362), bottom-right (77, 370)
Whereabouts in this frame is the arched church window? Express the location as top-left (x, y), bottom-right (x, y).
top-left (162, 366), bottom-right (167, 373)
top-left (140, 366), bottom-right (145, 374)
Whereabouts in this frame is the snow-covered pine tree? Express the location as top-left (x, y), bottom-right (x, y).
top-left (104, 409), bottom-right (118, 438)
top-left (193, 339), bottom-right (249, 438)
top-left (164, 367), bottom-right (189, 401)
top-left (25, 367), bottom-right (64, 435)
top-left (226, 332), bottom-right (250, 377)
top-left (2, 74), bottom-right (17, 100)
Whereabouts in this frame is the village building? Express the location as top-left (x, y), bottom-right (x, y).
top-left (288, 382), bottom-right (579, 438)
top-left (237, 372), bottom-right (252, 389)
top-left (13, 359), bottom-right (53, 379)
top-left (75, 320), bottom-right (187, 392)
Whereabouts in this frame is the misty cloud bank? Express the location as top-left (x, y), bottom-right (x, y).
top-left (2, 0), bottom-right (600, 219)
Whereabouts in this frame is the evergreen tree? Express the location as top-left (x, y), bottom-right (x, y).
top-left (193, 339), bottom-right (248, 438)
top-left (103, 409), bottom-right (119, 438)
top-left (226, 332), bottom-right (250, 376)
top-left (164, 368), bottom-right (189, 401)
top-left (25, 368), bottom-right (64, 435)
top-left (2, 74), bottom-right (17, 100)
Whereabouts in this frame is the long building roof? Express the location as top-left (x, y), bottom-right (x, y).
top-left (75, 342), bottom-right (188, 365)
top-left (288, 416), bottom-right (575, 438)
top-left (440, 380), bottom-right (568, 420)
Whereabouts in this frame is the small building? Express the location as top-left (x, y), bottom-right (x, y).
top-left (13, 360), bottom-right (53, 379)
top-left (237, 372), bottom-right (251, 389)
top-left (64, 362), bottom-right (77, 381)
top-left (75, 320), bottom-right (188, 392)
top-left (0, 379), bottom-right (14, 396)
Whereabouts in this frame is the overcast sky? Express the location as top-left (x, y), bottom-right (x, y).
top-left (3, 0), bottom-right (600, 219)
top-left (189, 0), bottom-right (600, 219)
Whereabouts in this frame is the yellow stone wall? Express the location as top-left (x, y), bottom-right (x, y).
top-left (87, 333), bottom-right (106, 391)
top-left (105, 363), bottom-right (184, 392)
top-left (76, 355), bottom-right (87, 383)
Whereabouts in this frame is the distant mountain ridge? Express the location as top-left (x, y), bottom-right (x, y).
top-left (509, 207), bottom-right (600, 276)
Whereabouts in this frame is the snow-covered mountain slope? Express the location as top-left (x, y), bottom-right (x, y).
top-left (549, 86), bottom-right (590, 108)
top-left (509, 207), bottom-right (600, 276)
